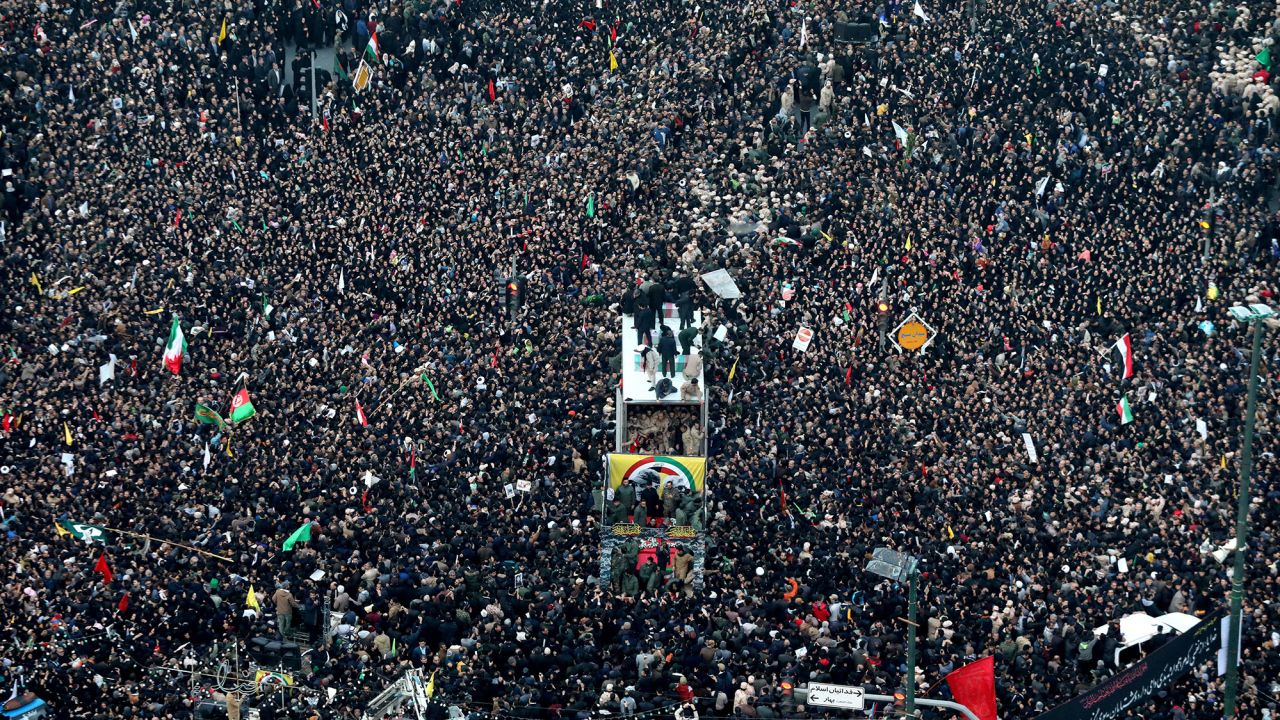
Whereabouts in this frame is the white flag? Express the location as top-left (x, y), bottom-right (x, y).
top-left (800, 18), bottom-right (808, 48)
top-left (1035, 176), bottom-right (1050, 197)
top-left (337, 268), bottom-right (346, 294)
top-left (69, 85), bottom-right (75, 102)
top-left (128, 19), bottom-right (138, 42)
top-left (203, 443), bottom-right (211, 472)
top-left (99, 354), bottom-right (117, 386)
top-left (892, 121), bottom-right (909, 143)
top-left (913, 1), bottom-right (929, 20)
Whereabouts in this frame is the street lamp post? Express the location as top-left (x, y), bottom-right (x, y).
top-left (1222, 303), bottom-right (1273, 719)
top-left (866, 548), bottom-right (921, 718)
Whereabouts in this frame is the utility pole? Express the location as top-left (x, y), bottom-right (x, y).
top-left (865, 548), bottom-right (921, 718)
top-left (1222, 302), bottom-right (1273, 718)
top-left (510, 257), bottom-right (519, 323)
top-left (906, 570), bottom-right (919, 716)
top-left (1202, 187), bottom-right (1216, 266)
top-left (310, 50), bottom-right (318, 121)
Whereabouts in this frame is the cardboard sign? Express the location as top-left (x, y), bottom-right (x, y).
top-left (515, 479), bottom-right (533, 493)
top-left (700, 269), bottom-right (742, 299)
top-left (793, 327), bottom-right (814, 352)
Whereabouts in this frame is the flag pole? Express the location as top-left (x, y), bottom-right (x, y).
top-left (67, 524), bottom-right (233, 562)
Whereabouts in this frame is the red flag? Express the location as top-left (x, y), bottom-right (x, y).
top-left (581, 252), bottom-right (590, 269)
top-left (355, 400), bottom-right (368, 427)
top-left (610, 21), bottom-right (619, 44)
top-left (946, 656), bottom-right (997, 720)
top-left (94, 552), bottom-right (114, 585)
top-left (488, 78), bottom-right (496, 102)
top-left (174, 209), bottom-right (182, 227)
top-left (118, 593), bottom-right (130, 612)
top-left (778, 479), bottom-right (787, 514)
top-left (322, 115), bottom-right (330, 133)
top-left (360, 489), bottom-right (371, 513)
top-left (1113, 333), bottom-right (1134, 379)
top-left (1, 414), bottom-right (12, 432)
top-left (844, 366), bottom-right (852, 385)
top-left (491, 351), bottom-right (498, 368)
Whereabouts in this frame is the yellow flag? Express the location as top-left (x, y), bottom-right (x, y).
top-left (905, 234), bottom-right (912, 251)
top-left (143, 308), bottom-right (165, 315)
top-left (728, 356), bottom-right (738, 382)
top-left (246, 585), bottom-right (261, 611)
top-left (30, 272), bottom-right (42, 294)
top-left (68, 286), bottom-right (86, 295)
top-left (609, 51), bottom-right (618, 71)
top-left (426, 670), bottom-right (436, 698)
top-left (219, 17), bottom-right (227, 44)
top-left (1096, 296), bottom-right (1102, 316)
top-left (63, 421), bottom-right (73, 446)
top-left (945, 525), bottom-right (955, 540)
top-left (226, 439), bottom-right (234, 458)
top-left (1221, 455), bottom-right (1227, 469)
top-left (54, 521), bottom-right (70, 538)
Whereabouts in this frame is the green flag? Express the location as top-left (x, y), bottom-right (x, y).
top-left (586, 193), bottom-right (596, 218)
top-left (59, 519), bottom-right (108, 543)
top-left (282, 522), bottom-right (312, 551)
top-left (333, 58), bottom-right (349, 81)
top-left (193, 403), bottom-right (227, 430)
top-left (229, 388), bottom-right (256, 424)
top-left (423, 376), bottom-right (440, 401)
top-left (1259, 47), bottom-right (1273, 70)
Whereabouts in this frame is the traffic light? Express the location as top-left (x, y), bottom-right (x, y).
top-left (505, 277), bottom-right (525, 311)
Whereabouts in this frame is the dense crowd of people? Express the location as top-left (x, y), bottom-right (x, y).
top-left (2, 0), bottom-right (1280, 718)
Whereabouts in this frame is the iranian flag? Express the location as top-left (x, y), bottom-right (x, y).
top-left (365, 31), bottom-right (380, 62)
top-left (163, 316), bottom-right (187, 375)
top-left (1113, 333), bottom-right (1134, 379)
top-left (1117, 395), bottom-right (1134, 425)
top-left (230, 388), bottom-right (257, 424)
top-left (355, 399), bottom-right (368, 427)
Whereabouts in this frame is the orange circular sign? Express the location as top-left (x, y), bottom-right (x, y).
top-left (897, 321), bottom-right (929, 351)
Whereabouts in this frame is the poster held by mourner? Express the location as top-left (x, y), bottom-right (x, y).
top-left (793, 326), bottom-right (814, 352)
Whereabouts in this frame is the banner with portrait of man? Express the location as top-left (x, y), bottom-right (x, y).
top-left (606, 454), bottom-right (705, 496)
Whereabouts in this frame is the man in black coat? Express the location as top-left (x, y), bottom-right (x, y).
top-left (658, 326), bottom-right (679, 377)
top-left (646, 276), bottom-right (666, 314)
top-left (635, 304), bottom-right (657, 346)
top-left (676, 292), bottom-right (694, 330)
